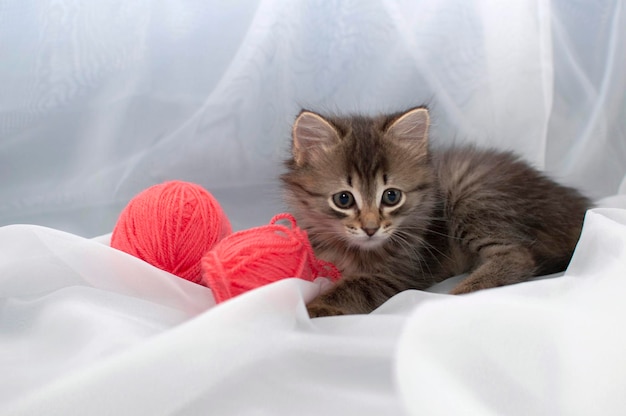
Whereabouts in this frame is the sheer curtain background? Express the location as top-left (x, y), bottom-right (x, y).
top-left (1, 0), bottom-right (624, 237)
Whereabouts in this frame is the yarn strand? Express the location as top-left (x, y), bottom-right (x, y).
top-left (203, 213), bottom-right (341, 303)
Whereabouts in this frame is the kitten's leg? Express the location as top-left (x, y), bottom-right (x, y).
top-left (450, 244), bottom-right (536, 295)
top-left (307, 274), bottom-right (408, 317)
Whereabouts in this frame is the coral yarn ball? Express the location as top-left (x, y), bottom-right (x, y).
top-left (111, 181), bottom-right (232, 284)
top-left (202, 213), bottom-right (341, 303)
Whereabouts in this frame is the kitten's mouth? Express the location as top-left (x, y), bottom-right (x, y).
top-left (349, 234), bottom-right (389, 250)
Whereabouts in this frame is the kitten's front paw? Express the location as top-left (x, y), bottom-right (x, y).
top-left (449, 282), bottom-right (476, 295)
top-left (307, 303), bottom-right (346, 318)
top-left (450, 278), bottom-right (494, 295)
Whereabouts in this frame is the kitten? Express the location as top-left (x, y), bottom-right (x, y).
top-left (281, 107), bottom-right (591, 317)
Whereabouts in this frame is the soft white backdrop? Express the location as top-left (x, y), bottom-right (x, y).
top-left (1, 1), bottom-right (626, 415)
top-left (1, 0), bottom-right (624, 236)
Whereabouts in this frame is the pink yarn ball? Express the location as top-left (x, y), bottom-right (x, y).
top-left (111, 181), bottom-right (232, 284)
top-left (202, 213), bottom-right (341, 303)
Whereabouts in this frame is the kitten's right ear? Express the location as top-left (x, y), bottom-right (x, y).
top-left (292, 111), bottom-right (340, 166)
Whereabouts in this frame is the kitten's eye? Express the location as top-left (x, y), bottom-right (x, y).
top-left (332, 191), bottom-right (355, 209)
top-left (381, 188), bottom-right (402, 206)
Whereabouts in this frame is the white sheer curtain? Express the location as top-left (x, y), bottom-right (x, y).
top-left (1, 0), bottom-right (624, 237)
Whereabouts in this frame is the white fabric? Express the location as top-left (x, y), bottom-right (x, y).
top-left (0, 0), bottom-right (624, 236)
top-left (1, 0), bottom-right (626, 415)
top-left (2, 209), bottom-right (626, 415)
top-left (398, 208), bottom-right (626, 416)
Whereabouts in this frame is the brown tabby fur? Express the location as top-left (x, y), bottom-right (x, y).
top-left (280, 107), bottom-right (591, 317)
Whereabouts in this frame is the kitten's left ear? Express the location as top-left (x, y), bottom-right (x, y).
top-left (292, 110), bottom-right (340, 166)
top-left (385, 107), bottom-right (430, 151)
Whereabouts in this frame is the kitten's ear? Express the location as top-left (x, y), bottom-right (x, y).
top-left (292, 111), bottom-right (340, 166)
top-left (385, 107), bottom-right (430, 151)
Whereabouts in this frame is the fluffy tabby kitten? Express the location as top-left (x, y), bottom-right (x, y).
top-left (281, 107), bottom-right (591, 317)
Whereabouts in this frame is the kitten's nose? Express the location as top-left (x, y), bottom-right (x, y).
top-left (362, 226), bottom-right (379, 237)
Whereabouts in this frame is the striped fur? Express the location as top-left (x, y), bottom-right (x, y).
top-left (281, 108), bottom-right (591, 316)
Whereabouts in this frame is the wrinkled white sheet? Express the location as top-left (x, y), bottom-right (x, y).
top-left (2, 208), bottom-right (626, 415)
top-left (398, 208), bottom-right (626, 416)
top-left (2, 0), bottom-right (626, 414)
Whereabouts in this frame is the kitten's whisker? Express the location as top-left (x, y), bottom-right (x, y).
top-left (390, 230), bottom-right (448, 276)
top-left (394, 228), bottom-right (453, 264)
top-left (397, 223), bottom-right (461, 241)
top-left (388, 231), bottom-right (432, 279)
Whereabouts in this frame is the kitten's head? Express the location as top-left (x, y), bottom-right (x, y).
top-left (281, 107), bottom-right (437, 252)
